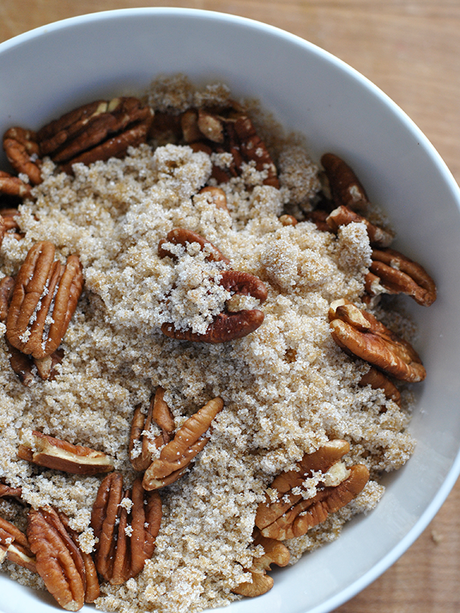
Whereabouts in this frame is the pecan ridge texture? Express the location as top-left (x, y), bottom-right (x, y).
top-left (91, 473), bottom-right (162, 585)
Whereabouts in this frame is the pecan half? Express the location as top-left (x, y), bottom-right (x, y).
top-left (0, 170), bottom-right (33, 199)
top-left (231, 115), bottom-right (279, 188)
top-left (305, 209), bottom-right (333, 233)
top-left (328, 298), bottom-right (426, 382)
top-left (278, 214), bottom-right (298, 227)
top-left (326, 205), bottom-right (394, 247)
top-left (161, 270), bottom-right (267, 343)
top-left (359, 366), bottom-right (401, 406)
top-left (37, 97), bottom-right (153, 173)
top-left (1, 271), bottom-right (67, 383)
top-left (158, 228), bottom-right (230, 264)
top-left (6, 241), bottom-right (84, 359)
top-left (143, 397), bottom-right (224, 491)
top-left (1, 208), bottom-right (23, 240)
top-left (18, 431), bottom-right (114, 475)
top-left (0, 516), bottom-right (36, 573)
top-left (321, 153), bottom-right (369, 212)
top-left (369, 248), bottom-right (437, 306)
top-left (174, 105), bottom-right (279, 187)
top-left (129, 387), bottom-right (175, 472)
top-left (232, 530), bottom-right (290, 597)
top-left (2, 128), bottom-right (41, 185)
top-left (91, 473), bottom-right (162, 585)
top-left (198, 186), bottom-right (229, 212)
top-left (0, 481), bottom-right (22, 499)
top-left (27, 505), bottom-right (98, 611)
top-left (197, 108), bottom-right (225, 143)
top-left (255, 440), bottom-right (369, 540)
top-left (0, 275), bottom-right (15, 321)
top-left (58, 513), bottom-right (100, 604)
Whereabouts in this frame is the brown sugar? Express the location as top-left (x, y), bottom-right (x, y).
top-left (0, 77), bottom-right (417, 613)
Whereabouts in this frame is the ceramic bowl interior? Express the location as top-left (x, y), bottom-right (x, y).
top-left (1, 8), bottom-right (460, 613)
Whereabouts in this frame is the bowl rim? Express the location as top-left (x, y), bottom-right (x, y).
top-left (1, 7), bottom-right (460, 613)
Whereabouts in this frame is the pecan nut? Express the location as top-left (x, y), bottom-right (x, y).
top-left (6, 241), bottom-right (84, 359)
top-left (326, 205), bottom-right (394, 247)
top-left (91, 473), bottom-right (162, 585)
top-left (305, 208), bottom-right (333, 233)
top-left (231, 115), bottom-right (279, 188)
top-left (255, 440), bottom-right (369, 540)
top-left (232, 530), bottom-right (290, 597)
top-left (129, 387), bottom-right (175, 472)
top-left (18, 431), bottom-right (114, 475)
top-left (328, 298), bottom-right (426, 382)
top-left (1, 274), bottom-right (62, 384)
top-left (278, 214), bottom-right (298, 227)
top-left (369, 247), bottom-right (437, 306)
top-left (321, 153), bottom-right (369, 212)
top-left (161, 270), bottom-right (267, 343)
top-left (27, 505), bottom-right (97, 611)
top-left (359, 366), bottom-right (401, 406)
top-left (0, 275), bottom-right (15, 322)
top-left (143, 397), bottom-right (224, 490)
top-left (198, 186), bottom-right (229, 212)
top-left (1, 208), bottom-right (23, 241)
top-left (38, 97), bottom-right (153, 172)
top-left (0, 481), bottom-right (22, 499)
top-left (0, 170), bottom-right (33, 199)
top-left (0, 516), bottom-right (36, 573)
top-left (57, 512), bottom-right (100, 604)
top-left (162, 103), bottom-right (279, 187)
top-left (2, 128), bottom-right (41, 186)
top-left (158, 228), bottom-right (230, 264)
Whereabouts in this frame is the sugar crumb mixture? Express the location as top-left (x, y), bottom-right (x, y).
top-left (0, 76), bottom-right (416, 613)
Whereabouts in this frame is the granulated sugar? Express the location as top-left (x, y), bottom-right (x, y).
top-left (0, 78), bottom-right (416, 613)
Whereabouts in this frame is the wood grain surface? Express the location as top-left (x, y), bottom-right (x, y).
top-left (1, 2), bottom-right (459, 612)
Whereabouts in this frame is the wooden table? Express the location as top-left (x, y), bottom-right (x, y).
top-left (1, 2), bottom-right (459, 612)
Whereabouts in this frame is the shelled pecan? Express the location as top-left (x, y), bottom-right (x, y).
top-left (6, 241), bottom-right (84, 360)
top-left (231, 115), bottom-right (279, 188)
top-left (304, 208), bottom-right (333, 233)
top-left (255, 440), bottom-right (369, 540)
top-left (0, 275), bottom-right (15, 321)
top-left (198, 186), bottom-right (229, 212)
top-left (158, 227), bottom-right (230, 264)
top-left (3, 97), bottom-right (153, 181)
top-left (1, 268), bottom-right (67, 384)
top-left (321, 153), bottom-right (369, 212)
top-left (369, 247), bottom-right (437, 306)
top-left (57, 513), bottom-right (100, 604)
top-left (328, 298), bottom-right (426, 382)
top-left (0, 481), bottom-right (22, 499)
top-left (1, 208), bottom-right (23, 240)
top-left (161, 270), bottom-right (267, 343)
top-left (2, 128), bottom-right (41, 186)
top-left (129, 387), bottom-right (175, 472)
top-left (326, 205), bottom-right (394, 247)
top-left (27, 506), bottom-right (99, 611)
top-left (0, 516), bottom-right (36, 573)
top-left (0, 170), bottom-right (33, 199)
top-left (157, 103), bottom-right (279, 187)
top-left (18, 431), bottom-right (114, 475)
top-left (232, 530), bottom-right (290, 597)
top-left (91, 474), bottom-right (162, 585)
top-left (143, 397), bottom-right (224, 490)
top-left (359, 366), bottom-right (401, 406)
top-left (278, 214), bottom-right (298, 227)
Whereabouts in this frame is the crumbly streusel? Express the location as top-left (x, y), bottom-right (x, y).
top-left (0, 77), bottom-right (416, 613)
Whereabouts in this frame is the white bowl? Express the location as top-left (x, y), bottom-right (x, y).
top-left (1, 8), bottom-right (460, 613)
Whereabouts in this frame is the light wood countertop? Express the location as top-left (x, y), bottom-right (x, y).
top-left (1, 2), bottom-right (459, 612)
